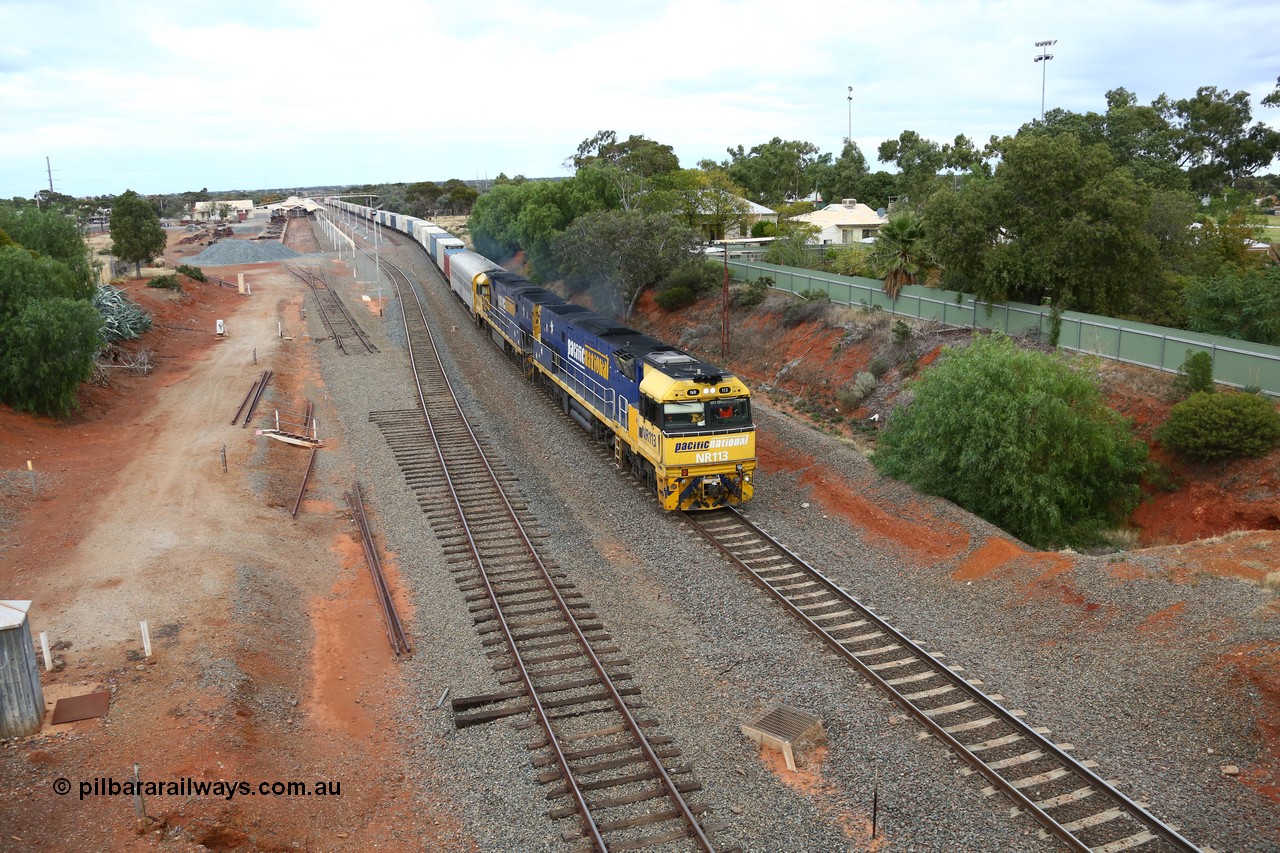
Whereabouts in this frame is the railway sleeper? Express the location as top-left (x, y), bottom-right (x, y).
top-left (538, 747), bottom-right (683, 783)
top-left (546, 765), bottom-right (694, 799)
top-left (498, 664), bottom-right (631, 685)
top-left (559, 802), bottom-right (710, 840)
top-left (474, 600), bottom-right (588, 621)
top-left (547, 780), bottom-right (702, 818)
top-left (493, 649), bottom-right (628, 670)
top-left (533, 740), bottom-right (677, 768)
top-left (488, 642), bottom-right (621, 661)
top-left (479, 625), bottom-right (608, 648)
top-left (525, 718), bottom-right (659, 747)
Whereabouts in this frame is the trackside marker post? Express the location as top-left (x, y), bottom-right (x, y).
top-left (27, 460), bottom-right (35, 494)
top-left (140, 621), bottom-right (152, 658)
top-left (39, 632), bottom-right (52, 671)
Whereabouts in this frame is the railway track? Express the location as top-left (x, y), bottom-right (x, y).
top-left (288, 263), bottom-right (378, 354)
top-left (373, 256), bottom-right (733, 852)
top-left (682, 507), bottom-right (1203, 853)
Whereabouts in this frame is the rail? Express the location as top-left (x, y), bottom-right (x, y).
top-left (683, 507), bottom-right (1202, 853)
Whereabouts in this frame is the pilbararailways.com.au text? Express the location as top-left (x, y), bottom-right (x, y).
top-left (56, 777), bottom-right (342, 801)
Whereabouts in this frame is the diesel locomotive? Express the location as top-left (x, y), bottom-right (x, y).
top-left (325, 198), bottom-right (757, 510)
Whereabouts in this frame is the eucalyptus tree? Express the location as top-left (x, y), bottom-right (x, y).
top-left (570, 130), bottom-right (680, 211)
top-left (109, 190), bottom-right (166, 276)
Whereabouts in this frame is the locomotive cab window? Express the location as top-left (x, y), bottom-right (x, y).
top-left (662, 401), bottom-right (704, 427)
top-left (709, 398), bottom-right (750, 427)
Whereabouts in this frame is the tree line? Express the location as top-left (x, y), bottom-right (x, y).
top-left (457, 79), bottom-right (1280, 346)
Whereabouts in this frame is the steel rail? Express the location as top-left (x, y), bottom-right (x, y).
top-left (291, 400), bottom-right (317, 520)
top-left (287, 264), bottom-right (348, 354)
top-left (347, 482), bottom-right (410, 656)
top-left (384, 257), bottom-right (713, 851)
top-left (231, 378), bottom-right (260, 426)
top-left (241, 370), bottom-right (272, 427)
top-left (683, 507), bottom-right (1201, 853)
top-left (312, 264), bottom-right (378, 354)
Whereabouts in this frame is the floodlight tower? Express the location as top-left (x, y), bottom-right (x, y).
top-left (1034, 40), bottom-right (1056, 118)
top-left (846, 85), bottom-right (853, 144)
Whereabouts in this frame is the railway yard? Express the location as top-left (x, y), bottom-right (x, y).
top-left (0, 212), bottom-right (1277, 851)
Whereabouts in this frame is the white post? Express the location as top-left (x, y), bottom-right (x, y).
top-left (39, 632), bottom-right (52, 671)
top-left (140, 621), bottom-right (152, 658)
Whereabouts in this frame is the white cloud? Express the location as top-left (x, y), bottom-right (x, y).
top-left (1, 0), bottom-right (1276, 196)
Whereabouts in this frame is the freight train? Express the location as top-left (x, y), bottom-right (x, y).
top-left (324, 198), bottom-right (756, 511)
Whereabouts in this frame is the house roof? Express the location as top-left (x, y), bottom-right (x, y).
top-left (791, 199), bottom-right (883, 228)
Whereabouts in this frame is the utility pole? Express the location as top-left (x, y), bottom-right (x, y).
top-left (1034, 40), bottom-right (1056, 118)
top-left (46, 156), bottom-right (54, 193)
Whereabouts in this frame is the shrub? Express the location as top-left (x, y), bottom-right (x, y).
top-left (892, 319), bottom-right (912, 348)
top-left (867, 357), bottom-right (890, 379)
top-left (837, 372), bottom-right (877, 409)
top-left (655, 285), bottom-right (696, 311)
top-left (797, 288), bottom-right (830, 302)
top-left (1156, 391), bottom-right (1280, 462)
top-left (872, 333), bottom-right (1149, 548)
top-left (782, 298), bottom-right (830, 328)
top-left (176, 264), bottom-right (207, 282)
top-left (738, 277), bottom-right (770, 309)
top-left (1173, 350), bottom-right (1214, 397)
top-left (147, 274), bottom-right (182, 292)
top-left (662, 260), bottom-right (720, 296)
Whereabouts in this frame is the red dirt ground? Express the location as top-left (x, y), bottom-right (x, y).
top-left (0, 230), bottom-right (464, 851)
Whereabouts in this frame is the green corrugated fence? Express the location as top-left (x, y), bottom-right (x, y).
top-left (728, 259), bottom-right (1280, 398)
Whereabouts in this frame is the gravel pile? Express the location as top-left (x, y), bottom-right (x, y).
top-left (302, 224), bottom-right (1277, 851)
top-left (185, 240), bottom-right (307, 266)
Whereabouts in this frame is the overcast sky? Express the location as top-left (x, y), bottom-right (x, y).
top-left (2, 0), bottom-right (1278, 199)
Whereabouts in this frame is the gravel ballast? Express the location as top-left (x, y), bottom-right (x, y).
top-left (299, 221), bottom-right (1278, 852)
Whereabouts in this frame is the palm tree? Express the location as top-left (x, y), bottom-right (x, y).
top-left (867, 209), bottom-right (931, 299)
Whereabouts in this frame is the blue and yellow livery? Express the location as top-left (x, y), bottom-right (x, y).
top-left (322, 195), bottom-right (757, 511)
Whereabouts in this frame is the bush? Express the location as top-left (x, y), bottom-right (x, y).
top-left (655, 285), bottom-right (696, 311)
top-left (738, 277), bottom-right (770, 309)
top-left (867, 357), bottom-right (890, 379)
top-left (1173, 350), bottom-right (1214, 397)
top-left (872, 333), bottom-right (1149, 549)
top-left (1156, 391), bottom-right (1280, 462)
top-left (830, 245), bottom-right (874, 277)
top-left (892, 319), bottom-right (912, 348)
top-left (0, 297), bottom-right (103, 417)
top-left (662, 260), bottom-right (720, 296)
top-left (837, 372), bottom-right (877, 410)
top-left (782, 298), bottom-right (830, 328)
top-left (176, 264), bottom-right (207, 282)
top-left (797, 288), bottom-right (830, 302)
top-left (147, 274), bottom-right (182, 292)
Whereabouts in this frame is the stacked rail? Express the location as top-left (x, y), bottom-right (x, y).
top-left (374, 256), bottom-right (728, 851)
top-left (682, 507), bottom-right (1202, 853)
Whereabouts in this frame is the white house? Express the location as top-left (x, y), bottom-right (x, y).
top-left (190, 199), bottom-right (254, 222)
top-left (790, 198), bottom-right (884, 245)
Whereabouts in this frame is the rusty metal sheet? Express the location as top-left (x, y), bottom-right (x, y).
top-left (50, 691), bottom-right (111, 724)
